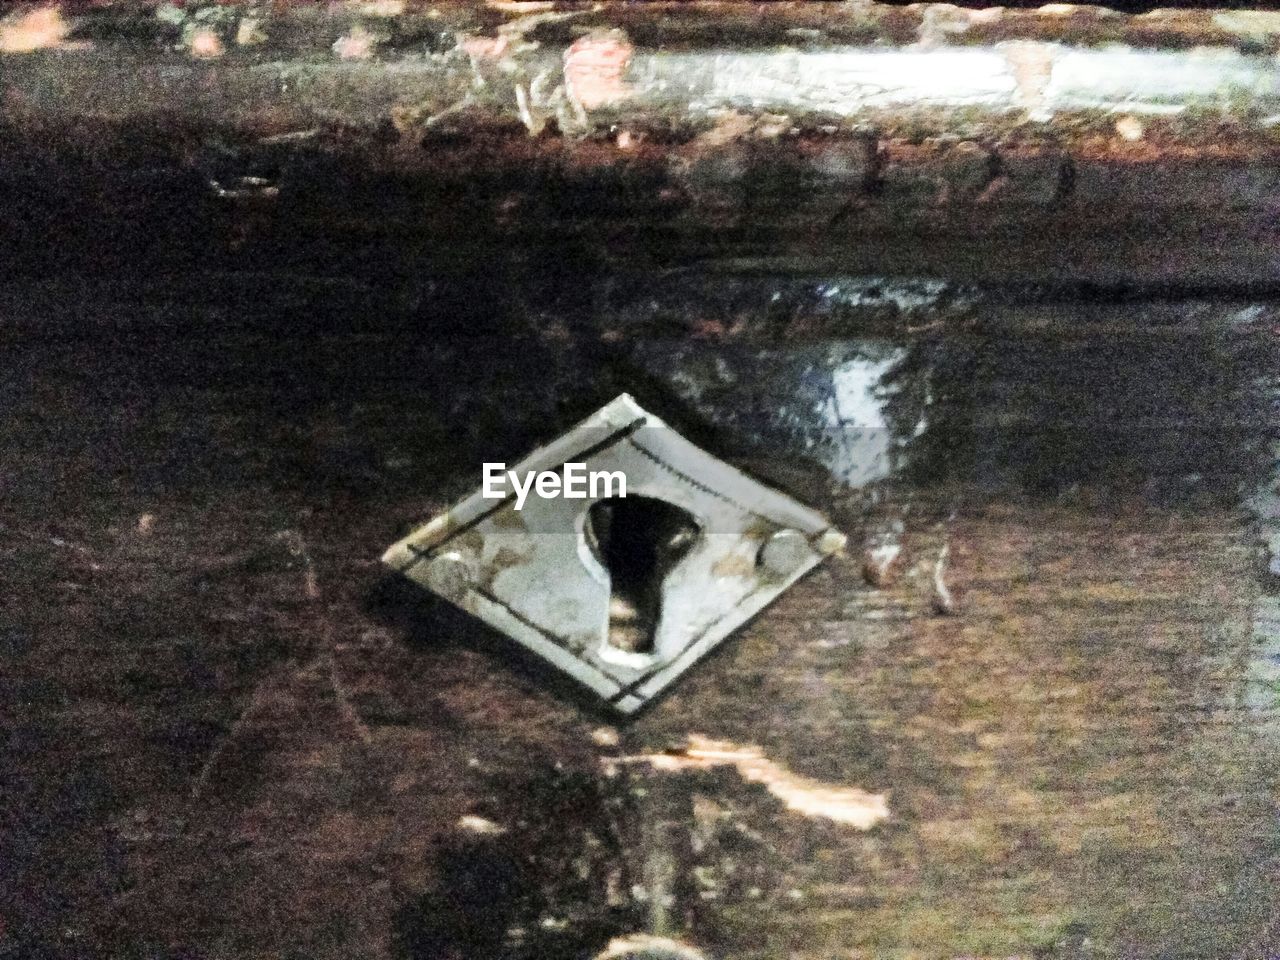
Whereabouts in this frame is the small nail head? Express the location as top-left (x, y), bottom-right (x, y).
top-left (758, 528), bottom-right (811, 578)
top-left (426, 550), bottom-right (475, 599)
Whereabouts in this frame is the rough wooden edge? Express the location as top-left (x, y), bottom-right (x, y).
top-left (5, 1), bottom-right (1280, 147)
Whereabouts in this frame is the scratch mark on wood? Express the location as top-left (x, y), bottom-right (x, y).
top-left (615, 735), bottom-right (890, 830)
top-left (188, 671), bottom-right (279, 802)
top-left (932, 540), bottom-right (956, 615)
top-left (325, 650), bottom-right (374, 745)
top-left (291, 532), bottom-right (373, 745)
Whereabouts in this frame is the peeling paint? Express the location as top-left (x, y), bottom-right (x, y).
top-left (334, 25), bottom-right (379, 61)
top-left (564, 29), bottom-right (634, 111)
top-left (1115, 114), bottom-right (1145, 141)
top-left (187, 28), bottom-right (223, 60)
top-left (459, 32), bottom-right (511, 61)
top-left (1213, 10), bottom-right (1280, 38)
top-left (916, 4), bottom-right (974, 49)
top-left (1003, 40), bottom-right (1056, 119)
top-left (355, 0), bottom-right (405, 17)
top-left (0, 6), bottom-right (71, 54)
top-left (235, 17), bottom-right (265, 48)
top-left (864, 541), bottom-right (903, 587)
top-left (631, 47), bottom-right (1018, 114)
top-left (1046, 46), bottom-right (1277, 112)
top-left (931, 539), bottom-right (957, 615)
top-left (9, 4), bottom-right (1280, 144)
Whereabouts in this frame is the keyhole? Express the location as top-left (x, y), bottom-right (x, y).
top-left (587, 497), bottom-right (701, 655)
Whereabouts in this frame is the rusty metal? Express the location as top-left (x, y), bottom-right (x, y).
top-left (383, 394), bottom-right (845, 714)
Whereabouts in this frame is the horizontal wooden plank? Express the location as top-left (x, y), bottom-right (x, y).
top-left (3, 273), bottom-right (1279, 957)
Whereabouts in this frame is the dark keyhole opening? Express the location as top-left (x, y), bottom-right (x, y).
top-left (587, 497), bottom-right (701, 655)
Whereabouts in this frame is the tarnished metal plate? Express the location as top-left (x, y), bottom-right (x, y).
top-left (383, 394), bottom-right (845, 714)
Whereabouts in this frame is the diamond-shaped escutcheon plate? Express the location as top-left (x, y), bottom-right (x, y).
top-left (382, 394), bottom-right (845, 715)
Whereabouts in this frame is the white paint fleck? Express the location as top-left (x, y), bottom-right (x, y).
top-left (0, 6), bottom-right (71, 53)
top-left (595, 933), bottom-right (708, 960)
top-left (1115, 115), bottom-right (1145, 141)
top-left (831, 356), bottom-right (894, 430)
top-left (357, 0), bottom-right (405, 16)
top-left (823, 350), bottom-right (909, 488)
top-left (591, 726), bottom-right (621, 747)
top-left (1213, 11), bottom-right (1280, 37)
top-left (235, 17), bottom-right (265, 47)
top-left (457, 814), bottom-right (507, 835)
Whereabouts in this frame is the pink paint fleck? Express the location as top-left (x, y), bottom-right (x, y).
top-left (333, 25), bottom-right (376, 60)
top-left (564, 30), bottom-right (633, 111)
top-left (0, 6), bottom-right (71, 53)
top-left (188, 27), bottom-right (224, 59)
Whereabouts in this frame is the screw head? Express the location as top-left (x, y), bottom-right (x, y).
top-left (758, 528), bottom-right (811, 578)
top-left (426, 551), bottom-right (475, 600)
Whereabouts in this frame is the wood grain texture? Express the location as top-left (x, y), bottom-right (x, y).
top-left (2, 262), bottom-right (1279, 958)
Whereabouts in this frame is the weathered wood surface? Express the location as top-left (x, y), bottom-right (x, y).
top-left (3, 264), bottom-right (1280, 958)
top-left (8, 2), bottom-right (1280, 288)
top-left (8, 118), bottom-right (1280, 292)
top-left (6, 7), bottom-right (1280, 954)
